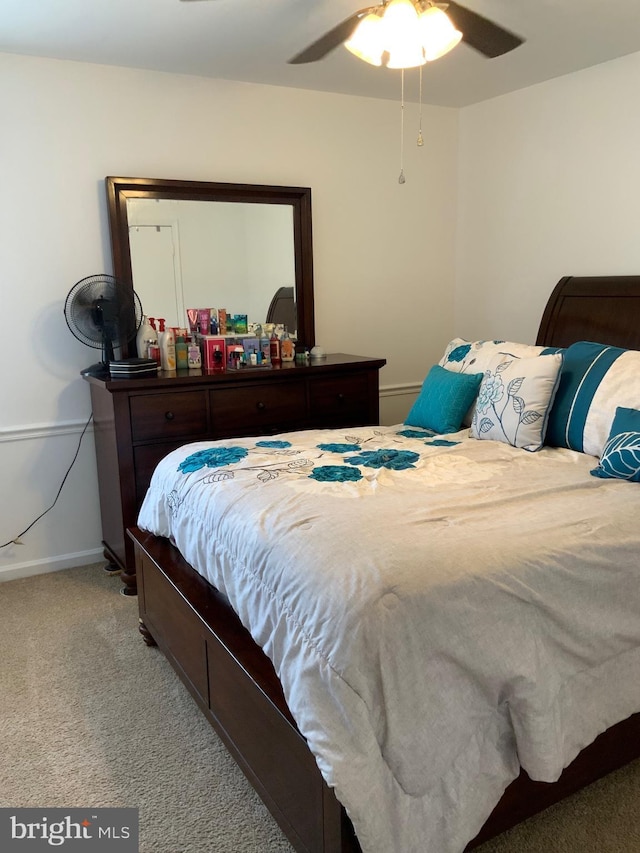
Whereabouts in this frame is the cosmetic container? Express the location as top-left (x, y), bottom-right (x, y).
top-left (281, 330), bottom-right (295, 362)
top-left (158, 321), bottom-right (176, 372)
top-left (187, 339), bottom-right (202, 368)
top-left (269, 331), bottom-right (281, 365)
top-left (136, 315), bottom-right (157, 359)
top-left (175, 336), bottom-right (188, 370)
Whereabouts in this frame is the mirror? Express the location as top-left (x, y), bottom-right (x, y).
top-left (106, 177), bottom-right (315, 356)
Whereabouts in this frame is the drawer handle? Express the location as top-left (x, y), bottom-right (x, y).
top-left (164, 411), bottom-right (175, 421)
top-left (256, 401), bottom-right (266, 411)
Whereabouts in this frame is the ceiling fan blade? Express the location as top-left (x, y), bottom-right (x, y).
top-left (446, 1), bottom-right (524, 58)
top-left (288, 7), bottom-right (377, 64)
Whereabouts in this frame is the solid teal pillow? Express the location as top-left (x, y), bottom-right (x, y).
top-left (405, 365), bottom-right (483, 434)
top-left (590, 406), bottom-right (640, 482)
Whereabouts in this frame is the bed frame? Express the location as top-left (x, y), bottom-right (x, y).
top-left (129, 275), bottom-right (640, 853)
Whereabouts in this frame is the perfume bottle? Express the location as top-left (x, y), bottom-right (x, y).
top-left (187, 338), bottom-right (201, 368)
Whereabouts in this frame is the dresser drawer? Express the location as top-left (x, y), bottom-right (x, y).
top-left (130, 391), bottom-right (209, 441)
top-left (210, 381), bottom-right (307, 436)
top-left (308, 373), bottom-right (370, 425)
top-left (134, 441), bottom-right (190, 503)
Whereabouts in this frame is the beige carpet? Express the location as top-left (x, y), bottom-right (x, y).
top-left (0, 564), bottom-right (638, 853)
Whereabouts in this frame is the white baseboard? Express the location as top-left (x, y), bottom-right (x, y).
top-left (0, 548), bottom-right (105, 583)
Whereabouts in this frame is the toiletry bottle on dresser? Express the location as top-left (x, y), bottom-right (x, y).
top-left (158, 319), bottom-right (176, 371)
top-left (187, 338), bottom-right (202, 368)
top-left (175, 335), bottom-right (188, 369)
top-left (260, 333), bottom-right (271, 364)
top-left (269, 330), bottom-right (281, 365)
top-left (136, 315), bottom-right (157, 358)
top-left (281, 329), bottom-right (294, 362)
top-left (147, 318), bottom-right (161, 369)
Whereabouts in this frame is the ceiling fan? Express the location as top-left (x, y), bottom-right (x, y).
top-left (179, 0), bottom-right (524, 65)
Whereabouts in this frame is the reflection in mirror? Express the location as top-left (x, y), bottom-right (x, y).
top-left (105, 177), bottom-right (315, 357)
top-left (127, 198), bottom-right (296, 333)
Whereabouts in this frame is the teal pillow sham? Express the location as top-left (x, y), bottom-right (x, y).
top-left (405, 364), bottom-right (483, 435)
top-left (544, 340), bottom-right (627, 455)
top-left (590, 406), bottom-right (640, 482)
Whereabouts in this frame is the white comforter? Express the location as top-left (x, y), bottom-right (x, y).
top-left (138, 425), bottom-right (640, 853)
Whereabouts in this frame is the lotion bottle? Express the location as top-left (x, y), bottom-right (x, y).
top-left (158, 319), bottom-right (176, 372)
top-left (175, 335), bottom-right (188, 370)
top-left (136, 315), bottom-right (157, 359)
top-left (280, 329), bottom-right (294, 362)
top-left (260, 333), bottom-right (271, 364)
top-left (269, 330), bottom-right (281, 365)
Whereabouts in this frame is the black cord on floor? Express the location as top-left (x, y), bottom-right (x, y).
top-left (0, 412), bottom-right (94, 549)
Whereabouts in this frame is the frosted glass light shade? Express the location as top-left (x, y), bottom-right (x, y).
top-left (383, 0), bottom-right (420, 32)
top-left (384, 0), bottom-right (426, 68)
top-left (386, 40), bottom-right (427, 68)
top-left (345, 12), bottom-right (386, 66)
top-left (418, 6), bottom-right (462, 61)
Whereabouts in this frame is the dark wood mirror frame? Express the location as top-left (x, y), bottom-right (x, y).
top-left (105, 176), bottom-right (315, 355)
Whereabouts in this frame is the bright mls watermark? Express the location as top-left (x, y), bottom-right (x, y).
top-left (0, 809), bottom-right (138, 851)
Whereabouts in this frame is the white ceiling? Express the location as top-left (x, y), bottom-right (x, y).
top-left (2, 0), bottom-right (640, 107)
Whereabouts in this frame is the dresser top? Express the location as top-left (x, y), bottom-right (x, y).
top-left (83, 352), bottom-right (386, 392)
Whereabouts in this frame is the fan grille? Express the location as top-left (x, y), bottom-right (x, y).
top-left (64, 274), bottom-right (142, 359)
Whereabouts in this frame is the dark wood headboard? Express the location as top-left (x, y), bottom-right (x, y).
top-left (536, 275), bottom-right (640, 350)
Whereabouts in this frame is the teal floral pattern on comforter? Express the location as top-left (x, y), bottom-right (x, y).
top-left (174, 427), bottom-right (461, 491)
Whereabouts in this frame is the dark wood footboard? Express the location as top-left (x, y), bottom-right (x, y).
top-left (128, 526), bottom-right (640, 853)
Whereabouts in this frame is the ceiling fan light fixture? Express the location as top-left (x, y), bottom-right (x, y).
top-left (344, 0), bottom-right (460, 69)
top-left (344, 12), bottom-right (386, 66)
top-left (418, 5), bottom-right (462, 61)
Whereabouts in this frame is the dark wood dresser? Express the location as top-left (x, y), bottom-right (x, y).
top-left (85, 353), bottom-right (386, 594)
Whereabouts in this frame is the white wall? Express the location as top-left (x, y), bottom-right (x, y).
top-left (456, 50), bottom-right (640, 345)
top-left (0, 53), bottom-right (457, 580)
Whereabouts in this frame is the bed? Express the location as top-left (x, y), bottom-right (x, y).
top-left (129, 274), bottom-right (640, 853)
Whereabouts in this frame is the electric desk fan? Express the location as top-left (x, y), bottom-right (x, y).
top-left (63, 274), bottom-right (143, 378)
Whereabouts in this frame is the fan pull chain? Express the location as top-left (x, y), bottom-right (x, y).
top-left (398, 69), bottom-right (406, 184)
top-left (417, 65), bottom-right (424, 147)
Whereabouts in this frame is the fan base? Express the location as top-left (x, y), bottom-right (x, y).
top-left (80, 362), bottom-right (110, 378)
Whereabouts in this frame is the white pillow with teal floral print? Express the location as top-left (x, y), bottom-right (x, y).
top-left (438, 338), bottom-right (556, 426)
top-left (470, 351), bottom-right (563, 451)
top-left (439, 338), bottom-right (550, 375)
